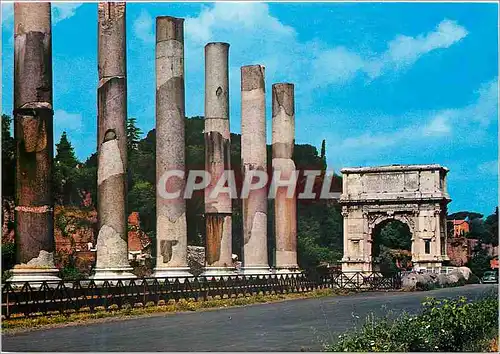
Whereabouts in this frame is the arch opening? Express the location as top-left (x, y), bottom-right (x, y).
top-left (371, 219), bottom-right (412, 275)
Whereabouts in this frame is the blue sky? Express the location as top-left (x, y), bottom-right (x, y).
top-left (1, 2), bottom-right (498, 216)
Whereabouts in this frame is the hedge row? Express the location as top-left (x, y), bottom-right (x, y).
top-left (326, 294), bottom-right (498, 352)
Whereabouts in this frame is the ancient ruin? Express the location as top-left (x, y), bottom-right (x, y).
top-left (93, 2), bottom-right (135, 280)
top-left (240, 65), bottom-right (270, 274)
top-left (154, 16), bottom-right (191, 277)
top-left (203, 42), bottom-right (234, 276)
top-left (272, 83), bottom-right (299, 273)
top-left (340, 164), bottom-right (451, 272)
top-left (9, 2), bottom-right (458, 282)
top-left (10, 2), bottom-right (60, 282)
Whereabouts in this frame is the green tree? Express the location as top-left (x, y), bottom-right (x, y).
top-left (54, 132), bottom-right (80, 205)
top-left (74, 152), bottom-right (97, 208)
top-left (2, 114), bottom-right (15, 198)
top-left (373, 220), bottom-right (412, 257)
top-left (127, 117), bottom-right (142, 158)
top-left (320, 139), bottom-right (326, 169)
top-left (447, 211), bottom-right (484, 221)
top-left (128, 180), bottom-right (156, 233)
top-left (467, 245), bottom-right (493, 277)
top-left (484, 207), bottom-right (499, 246)
top-left (372, 220), bottom-right (412, 274)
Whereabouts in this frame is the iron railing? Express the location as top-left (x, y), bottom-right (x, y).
top-left (1, 272), bottom-right (401, 319)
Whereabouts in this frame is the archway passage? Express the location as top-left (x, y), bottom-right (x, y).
top-left (340, 164), bottom-right (451, 273)
top-left (371, 220), bottom-right (412, 275)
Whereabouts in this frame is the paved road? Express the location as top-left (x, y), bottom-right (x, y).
top-left (3, 284), bottom-right (497, 352)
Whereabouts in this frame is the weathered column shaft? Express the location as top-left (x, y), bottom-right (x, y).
top-left (12, 3), bottom-right (59, 281)
top-left (241, 65), bottom-right (269, 273)
top-left (272, 83), bottom-right (298, 271)
top-left (155, 16), bottom-right (190, 276)
top-left (94, 2), bottom-right (133, 277)
top-left (204, 43), bottom-right (233, 273)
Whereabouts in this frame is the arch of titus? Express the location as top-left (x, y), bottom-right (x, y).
top-left (340, 164), bottom-right (451, 272)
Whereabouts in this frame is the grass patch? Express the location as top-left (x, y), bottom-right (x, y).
top-left (324, 293), bottom-right (499, 352)
top-left (2, 287), bottom-right (350, 332)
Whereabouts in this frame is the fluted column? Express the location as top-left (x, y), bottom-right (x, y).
top-left (93, 2), bottom-right (135, 280)
top-left (154, 16), bottom-right (191, 278)
top-left (272, 83), bottom-right (299, 273)
top-left (203, 43), bottom-right (235, 276)
top-left (10, 2), bottom-right (60, 283)
top-left (240, 65), bottom-right (270, 275)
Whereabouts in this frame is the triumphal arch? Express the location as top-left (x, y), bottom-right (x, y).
top-left (340, 164), bottom-right (451, 272)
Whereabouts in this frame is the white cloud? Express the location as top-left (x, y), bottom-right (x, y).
top-left (133, 9), bottom-right (154, 44)
top-left (382, 20), bottom-right (468, 69)
top-left (314, 19), bottom-right (468, 85)
top-left (133, 4), bottom-right (467, 94)
top-left (422, 111), bottom-right (454, 136)
top-left (52, 3), bottom-right (83, 24)
top-left (339, 77), bottom-right (498, 151)
top-left (311, 47), bottom-right (364, 85)
top-left (1, 2), bottom-right (82, 25)
top-left (1, 3), bottom-right (13, 24)
top-left (467, 79), bottom-right (498, 126)
top-left (185, 3), bottom-right (295, 44)
top-left (54, 109), bottom-right (83, 132)
top-left (478, 160), bottom-right (498, 176)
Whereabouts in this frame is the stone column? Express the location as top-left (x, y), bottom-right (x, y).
top-left (154, 16), bottom-right (191, 278)
top-left (93, 2), bottom-right (135, 280)
top-left (272, 83), bottom-right (299, 273)
top-left (203, 43), bottom-right (235, 276)
top-left (10, 3), bottom-right (60, 283)
top-left (240, 65), bottom-right (270, 275)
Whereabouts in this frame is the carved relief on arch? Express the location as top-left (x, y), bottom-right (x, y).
top-left (366, 212), bottom-right (416, 236)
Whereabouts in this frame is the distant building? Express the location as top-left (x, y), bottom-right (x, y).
top-left (491, 257), bottom-right (499, 269)
top-left (450, 219), bottom-right (469, 237)
top-left (127, 212), bottom-right (152, 264)
top-left (446, 237), bottom-right (477, 266)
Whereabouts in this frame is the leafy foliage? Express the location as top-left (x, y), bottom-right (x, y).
top-left (126, 117), bottom-right (142, 156)
top-left (447, 211), bottom-right (484, 220)
top-left (2, 114), bottom-right (15, 198)
top-left (326, 295), bottom-right (499, 352)
top-left (467, 245), bottom-right (494, 278)
top-left (54, 132), bottom-right (80, 205)
top-left (2, 242), bottom-right (16, 271)
top-left (2, 113), bottom-right (344, 273)
top-left (372, 221), bottom-right (412, 275)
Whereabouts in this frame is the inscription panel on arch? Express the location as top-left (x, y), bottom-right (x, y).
top-left (362, 173), bottom-right (404, 194)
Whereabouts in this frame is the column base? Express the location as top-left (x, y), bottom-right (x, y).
top-left (7, 267), bottom-right (61, 288)
top-left (239, 266), bottom-right (272, 276)
top-left (341, 259), bottom-right (372, 273)
top-left (273, 267), bottom-right (302, 276)
top-left (153, 267), bottom-right (192, 279)
top-left (90, 267), bottom-right (136, 285)
top-left (413, 261), bottom-right (443, 273)
top-left (201, 267), bottom-right (237, 279)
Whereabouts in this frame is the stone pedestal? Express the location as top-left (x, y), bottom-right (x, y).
top-left (154, 16), bottom-right (191, 279)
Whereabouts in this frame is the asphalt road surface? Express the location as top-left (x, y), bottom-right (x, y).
top-left (3, 284), bottom-right (497, 352)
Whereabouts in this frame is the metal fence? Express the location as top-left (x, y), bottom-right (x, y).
top-left (1, 272), bottom-right (401, 319)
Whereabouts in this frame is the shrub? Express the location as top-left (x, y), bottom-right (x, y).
top-left (326, 295), bottom-right (498, 352)
top-left (60, 265), bottom-right (87, 281)
top-left (2, 242), bottom-right (16, 271)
